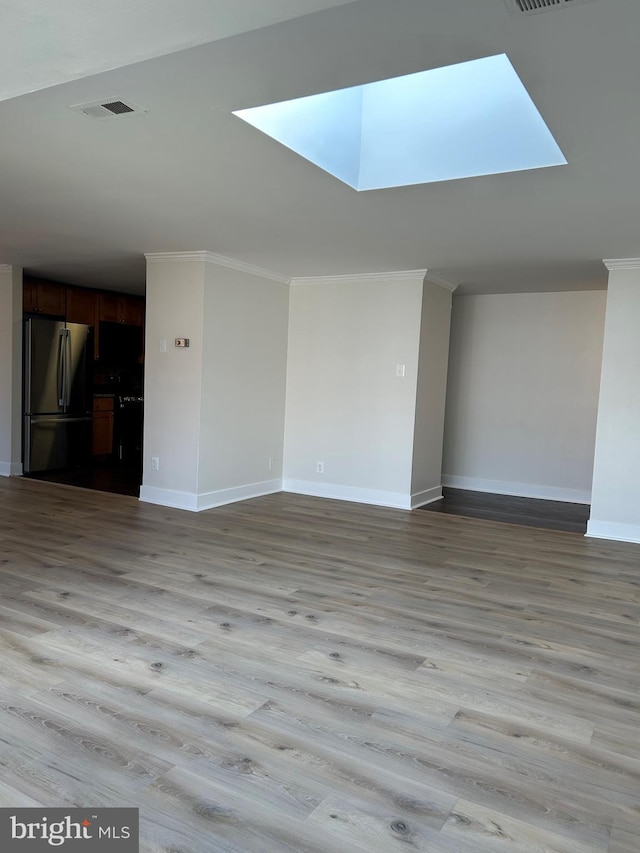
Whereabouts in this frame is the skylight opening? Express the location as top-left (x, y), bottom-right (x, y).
top-left (233, 54), bottom-right (566, 191)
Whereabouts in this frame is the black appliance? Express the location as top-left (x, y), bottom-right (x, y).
top-left (23, 317), bottom-right (93, 473)
top-left (115, 395), bottom-right (144, 466)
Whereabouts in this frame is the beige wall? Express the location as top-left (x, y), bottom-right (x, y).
top-left (411, 280), bottom-right (452, 505)
top-left (443, 290), bottom-right (607, 503)
top-left (588, 265), bottom-right (640, 542)
top-left (198, 264), bottom-right (288, 501)
top-left (141, 254), bottom-right (288, 510)
top-left (283, 274), bottom-right (424, 508)
top-left (0, 265), bottom-right (23, 476)
top-left (142, 257), bottom-right (205, 505)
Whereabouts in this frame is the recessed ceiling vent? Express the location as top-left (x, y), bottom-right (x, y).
top-left (70, 99), bottom-right (145, 120)
top-left (506, 0), bottom-right (596, 15)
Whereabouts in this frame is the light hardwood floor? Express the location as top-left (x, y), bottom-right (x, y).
top-left (0, 476), bottom-right (639, 852)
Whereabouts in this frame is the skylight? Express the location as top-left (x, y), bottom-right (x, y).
top-left (233, 54), bottom-right (567, 191)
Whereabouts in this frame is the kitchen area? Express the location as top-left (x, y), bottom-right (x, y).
top-left (22, 277), bottom-right (145, 496)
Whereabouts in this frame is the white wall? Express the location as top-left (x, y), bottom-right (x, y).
top-left (141, 253), bottom-right (288, 511)
top-left (0, 265), bottom-right (23, 476)
top-left (588, 264), bottom-right (640, 543)
top-left (443, 290), bottom-right (606, 503)
top-left (283, 274), bottom-right (424, 508)
top-left (142, 257), bottom-right (205, 506)
top-left (411, 280), bottom-right (453, 506)
top-left (198, 264), bottom-right (288, 505)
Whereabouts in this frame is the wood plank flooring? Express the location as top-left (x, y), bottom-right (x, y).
top-left (422, 488), bottom-right (591, 533)
top-left (0, 477), bottom-right (639, 852)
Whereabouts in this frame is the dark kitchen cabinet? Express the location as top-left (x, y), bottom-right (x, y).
top-left (92, 397), bottom-right (114, 456)
top-left (66, 287), bottom-right (98, 325)
top-left (23, 278), bottom-right (66, 316)
top-left (100, 293), bottom-right (145, 326)
top-left (121, 296), bottom-right (145, 327)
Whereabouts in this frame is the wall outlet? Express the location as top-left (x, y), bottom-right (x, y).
top-left (395, 363), bottom-right (406, 377)
top-left (268, 457), bottom-right (274, 471)
top-left (316, 461), bottom-right (324, 474)
top-left (151, 457), bottom-right (159, 471)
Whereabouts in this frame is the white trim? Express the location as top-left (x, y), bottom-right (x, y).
top-left (289, 270), bottom-right (428, 287)
top-left (424, 272), bottom-right (459, 293)
top-left (283, 478), bottom-right (411, 510)
top-left (140, 479), bottom-right (281, 512)
top-left (411, 486), bottom-right (444, 509)
top-left (144, 251), bottom-right (289, 284)
top-left (0, 461), bottom-right (22, 477)
top-left (195, 479), bottom-right (281, 511)
top-left (442, 475), bottom-right (591, 505)
top-left (586, 520), bottom-right (640, 544)
top-left (139, 486), bottom-right (199, 511)
top-left (0, 264), bottom-right (14, 273)
top-left (145, 251), bottom-right (210, 264)
top-left (142, 257), bottom-right (455, 291)
top-left (603, 258), bottom-right (640, 271)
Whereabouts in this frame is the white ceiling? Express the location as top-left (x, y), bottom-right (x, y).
top-left (0, 0), bottom-right (356, 101)
top-left (0, 0), bottom-right (637, 295)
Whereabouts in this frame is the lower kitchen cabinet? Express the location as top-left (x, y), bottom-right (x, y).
top-left (92, 397), bottom-right (114, 455)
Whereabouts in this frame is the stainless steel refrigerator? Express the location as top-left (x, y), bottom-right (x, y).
top-left (23, 316), bottom-right (93, 473)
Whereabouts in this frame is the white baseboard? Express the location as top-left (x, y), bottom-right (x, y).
top-left (195, 479), bottom-right (281, 511)
top-left (283, 479), bottom-right (412, 510)
top-left (0, 461), bottom-right (23, 477)
top-left (139, 479), bottom-right (281, 512)
top-left (442, 475), bottom-right (591, 505)
top-left (139, 486), bottom-right (199, 511)
top-left (585, 520), bottom-right (640, 544)
top-left (411, 486), bottom-right (444, 509)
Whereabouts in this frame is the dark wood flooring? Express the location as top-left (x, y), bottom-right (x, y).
top-left (422, 488), bottom-right (591, 534)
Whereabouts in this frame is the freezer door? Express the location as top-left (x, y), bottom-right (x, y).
top-left (24, 414), bottom-right (92, 473)
top-left (25, 317), bottom-right (66, 415)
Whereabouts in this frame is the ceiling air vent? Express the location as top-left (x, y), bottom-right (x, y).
top-left (69, 98), bottom-right (146, 120)
top-left (100, 100), bottom-right (135, 115)
top-left (506, 0), bottom-right (596, 15)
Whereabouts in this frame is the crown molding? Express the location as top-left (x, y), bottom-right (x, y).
top-left (144, 251), bottom-right (289, 284)
top-left (603, 258), bottom-right (640, 271)
top-left (290, 269), bottom-right (428, 287)
top-left (424, 272), bottom-right (458, 293)
top-left (204, 251), bottom-right (290, 284)
top-left (145, 251), bottom-right (211, 264)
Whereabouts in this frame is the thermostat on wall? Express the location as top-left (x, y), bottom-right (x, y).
top-left (175, 338), bottom-right (190, 348)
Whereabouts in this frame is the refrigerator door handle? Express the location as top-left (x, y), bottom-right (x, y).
top-left (24, 318), bottom-right (33, 415)
top-left (64, 329), bottom-right (72, 409)
top-left (57, 328), bottom-right (66, 408)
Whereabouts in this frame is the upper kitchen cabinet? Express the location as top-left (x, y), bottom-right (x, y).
top-left (66, 286), bottom-right (98, 325)
top-left (99, 293), bottom-right (145, 326)
top-left (121, 296), bottom-right (145, 326)
top-left (23, 277), bottom-right (66, 316)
